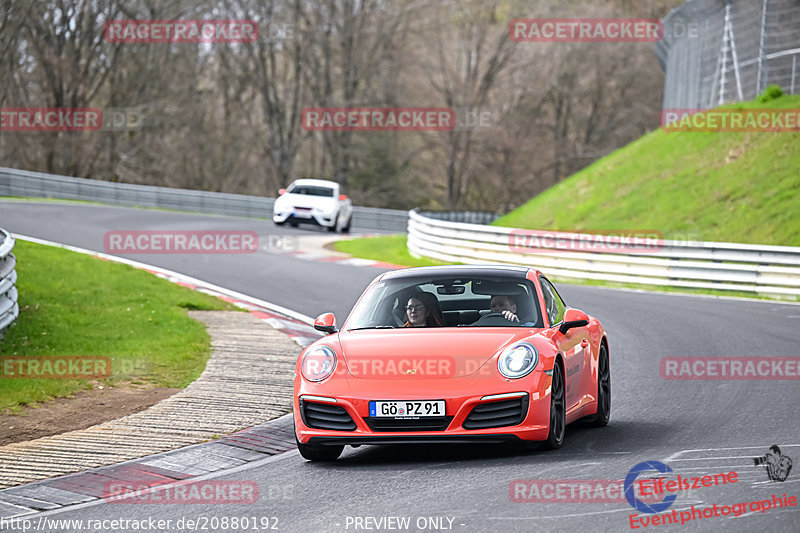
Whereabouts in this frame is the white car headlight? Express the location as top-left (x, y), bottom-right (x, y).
top-left (497, 342), bottom-right (538, 379)
top-left (319, 204), bottom-right (336, 215)
top-left (301, 345), bottom-right (337, 382)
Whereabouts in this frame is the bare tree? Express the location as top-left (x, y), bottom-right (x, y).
top-left (299, 0), bottom-right (419, 187)
top-left (0, 0), bottom-right (671, 212)
top-left (13, 0), bottom-right (127, 174)
top-left (416, 0), bottom-right (516, 209)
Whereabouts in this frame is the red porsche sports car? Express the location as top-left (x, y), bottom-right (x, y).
top-left (293, 265), bottom-right (610, 461)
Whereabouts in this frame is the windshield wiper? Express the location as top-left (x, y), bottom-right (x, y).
top-left (347, 325), bottom-right (397, 331)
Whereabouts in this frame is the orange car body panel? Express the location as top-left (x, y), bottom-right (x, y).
top-left (293, 267), bottom-right (607, 444)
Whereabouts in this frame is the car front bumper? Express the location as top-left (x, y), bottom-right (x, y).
top-left (293, 372), bottom-right (553, 445)
top-left (273, 208), bottom-right (336, 228)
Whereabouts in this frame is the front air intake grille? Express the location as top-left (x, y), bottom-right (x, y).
top-left (300, 400), bottom-right (357, 431)
top-left (364, 416), bottom-right (454, 432)
top-left (462, 395), bottom-right (528, 430)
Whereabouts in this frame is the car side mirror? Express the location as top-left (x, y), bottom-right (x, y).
top-left (558, 308), bottom-right (589, 334)
top-left (339, 194), bottom-right (348, 201)
top-left (314, 312), bottom-right (337, 334)
top-left (278, 188), bottom-right (286, 195)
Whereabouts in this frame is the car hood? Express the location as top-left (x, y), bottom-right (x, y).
top-left (338, 328), bottom-right (532, 379)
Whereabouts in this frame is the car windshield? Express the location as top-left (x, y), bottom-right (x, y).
top-left (287, 185), bottom-right (334, 197)
top-left (344, 274), bottom-right (543, 329)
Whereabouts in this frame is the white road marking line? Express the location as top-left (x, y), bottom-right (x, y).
top-left (664, 445), bottom-right (800, 462)
top-left (14, 233), bottom-right (317, 325)
top-left (574, 283), bottom-right (800, 307)
top-left (486, 507), bottom-right (634, 520)
top-left (749, 478), bottom-right (800, 486)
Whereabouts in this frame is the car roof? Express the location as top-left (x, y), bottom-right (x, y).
top-left (289, 178), bottom-right (339, 188)
top-left (380, 265), bottom-right (535, 281)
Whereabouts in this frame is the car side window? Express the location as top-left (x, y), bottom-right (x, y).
top-left (540, 277), bottom-right (566, 325)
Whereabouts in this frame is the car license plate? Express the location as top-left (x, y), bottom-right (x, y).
top-left (369, 400), bottom-right (445, 418)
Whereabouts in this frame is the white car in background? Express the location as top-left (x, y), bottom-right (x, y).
top-left (273, 178), bottom-right (353, 233)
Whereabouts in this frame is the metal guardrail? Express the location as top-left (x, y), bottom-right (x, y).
top-left (420, 211), bottom-right (500, 225)
top-left (0, 229), bottom-right (19, 339)
top-left (407, 210), bottom-right (800, 298)
top-left (0, 167), bottom-right (409, 232)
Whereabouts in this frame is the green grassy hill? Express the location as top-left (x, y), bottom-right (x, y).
top-left (494, 91), bottom-right (800, 246)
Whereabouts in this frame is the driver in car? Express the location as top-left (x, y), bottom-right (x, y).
top-left (489, 295), bottom-right (535, 326)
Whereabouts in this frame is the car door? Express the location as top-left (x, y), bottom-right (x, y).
top-left (540, 276), bottom-right (588, 411)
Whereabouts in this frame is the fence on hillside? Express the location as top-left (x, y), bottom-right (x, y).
top-left (657, 0), bottom-right (800, 110)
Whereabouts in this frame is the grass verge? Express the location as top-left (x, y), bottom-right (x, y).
top-left (0, 240), bottom-right (236, 414)
top-left (334, 234), bottom-right (449, 267)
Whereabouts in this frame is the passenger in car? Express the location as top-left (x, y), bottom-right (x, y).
top-left (403, 292), bottom-right (445, 327)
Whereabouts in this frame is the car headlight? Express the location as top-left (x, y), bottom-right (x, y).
top-left (319, 204), bottom-right (336, 215)
top-left (301, 345), bottom-right (337, 382)
top-left (497, 342), bottom-right (538, 379)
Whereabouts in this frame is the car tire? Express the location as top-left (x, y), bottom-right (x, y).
top-left (296, 437), bottom-right (344, 461)
top-left (289, 220), bottom-right (299, 228)
top-left (587, 343), bottom-right (611, 427)
top-left (328, 211), bottom-right (340, 233)
top-left (543, 360), bottom-right (566, 449)
top-left (341, 215), bottom-right (351, 233)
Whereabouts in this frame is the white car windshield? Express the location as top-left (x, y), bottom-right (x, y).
top-left (344, 275), bottom-right (543, 330)
top-left (287, 185), bottom-right (334, 197)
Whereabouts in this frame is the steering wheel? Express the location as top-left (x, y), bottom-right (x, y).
top-left (472, 312), bottom-right (515, 326)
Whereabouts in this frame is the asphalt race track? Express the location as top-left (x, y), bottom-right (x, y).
top-left (1, 201), bottom-right (799, 532)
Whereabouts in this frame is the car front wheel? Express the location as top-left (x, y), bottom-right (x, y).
top-left (296, 437), bottom-right (344, 461)
top-left (543, 360), bottom-right (566, 449)
top-left (587, 343), bottom-right (610, 427)
top-left (328, 211), bottom-right (340, 232)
